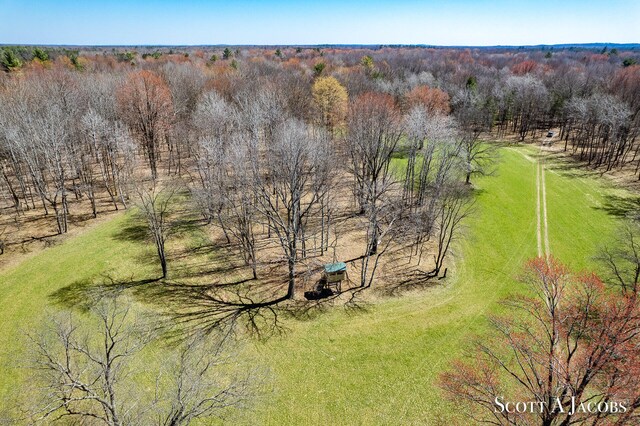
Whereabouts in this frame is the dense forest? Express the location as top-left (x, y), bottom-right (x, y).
top-left (1, 44), bottom-right (639, 243)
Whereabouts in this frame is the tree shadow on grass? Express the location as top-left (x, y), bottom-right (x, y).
top-left (167, 240), bottom-right (249, 281)
top-left (112, 223), bottom-right (149, 243)
top-left (170, 217), bottom-right (208, 238)
top-left (376, 268), bottom-right (444, 298)
top-left (47, 265), bottom-right (379, 342)
top-left (541, 151), bottom-right (603, 179)
top-left (48, 274), bottom-right (162, 311)
top-left (151, 282), bottom-right (291, 341)
top-left (47, 270), bottom-right (296, 340)
top-left (595, 194), bottom-right (640, 218)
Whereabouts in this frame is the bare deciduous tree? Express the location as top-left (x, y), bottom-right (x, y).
top-left (346, 92), bottom-right (403, 260)
top-left (224, 135), bottom-right (260, 279)
top-left (156, 332), bottom-right (255, 426)
top-left (402, 106), bottom-right (429, 205)
top-left (161, 63), bottom-right (206, 175)
top-left (505, 74), bottom-right (550, 141)
top-left (454, 89), bottom-right (498, 184)
top-left (27, 296), bottom-right (256, 426)
top-left (117, 71), bottom-right (174, 181)
top-left (403, 116), bottom-right (472, 277)
top-left (597, 222), bottom-right (640, 295)
top-left (346, 92), bottom-right (402, 219)
top-left (191, 135), bottom-right (228, 235)
top-left (28, 297), bottom-right (152, 425)
top-left (134, 181), bottom-right (179, 279)
top-left (252, 119), bottom-right (332, 299)
top-left (359, 190), bottom-right (402, 288)
top-left (80, 109), bottom-right (136, 212)
top-left (431, 185), bottom-right (474, 277)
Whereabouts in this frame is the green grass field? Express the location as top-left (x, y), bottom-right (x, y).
top-left (0, 146), bottom-right (628, 424)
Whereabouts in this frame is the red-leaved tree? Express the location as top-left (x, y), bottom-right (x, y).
top-left (404, 85), bottom-right (451, 116)
top-left (440, 257), bottom-right (640, 425)
top-left (511, 60), bottom-right (538, 75)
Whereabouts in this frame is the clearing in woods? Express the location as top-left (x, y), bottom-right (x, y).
top-left (0, 146), bottom-right (628, 424)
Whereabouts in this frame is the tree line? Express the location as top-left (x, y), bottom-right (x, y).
top-left (0, 46), bottom-right (638, 295)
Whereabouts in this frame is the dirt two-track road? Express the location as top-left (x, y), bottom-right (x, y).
top-left (536, 152), bottom-right (550, 258)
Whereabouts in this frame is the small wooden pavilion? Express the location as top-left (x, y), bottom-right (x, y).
top-left (304, 262), bottom-right (348, 300)
top-left (323, 262), bottom-right (347, 292)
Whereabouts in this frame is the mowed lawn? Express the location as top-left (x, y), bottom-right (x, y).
top-left (0, 146), bottom-right (626, 424)
top-left (0, 214), bottom-right (160, 414)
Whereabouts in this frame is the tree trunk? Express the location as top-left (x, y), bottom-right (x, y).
top-left (156, 236), bottom-right (167, 278)
top-left (286, 257), bottom-right (295, 299)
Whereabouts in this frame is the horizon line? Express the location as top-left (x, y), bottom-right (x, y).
top-left (1, 42), bottom-right (639, 49)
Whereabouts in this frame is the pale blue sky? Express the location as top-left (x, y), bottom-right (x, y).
top-left (0, 0), bottom-right (638, 46)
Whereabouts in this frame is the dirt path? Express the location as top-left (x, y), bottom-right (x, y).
top-left (509, 145), bottom-right (549, 258)
top-left (536, 162), bottom-right (542, 257)
top-left (541, 161), bottom-right (550, 257)
top-left (536, 150), bottom-right (550, 258)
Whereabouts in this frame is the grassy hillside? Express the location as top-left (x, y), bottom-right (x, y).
top-left (0, 146), bottom-right (627, 424)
